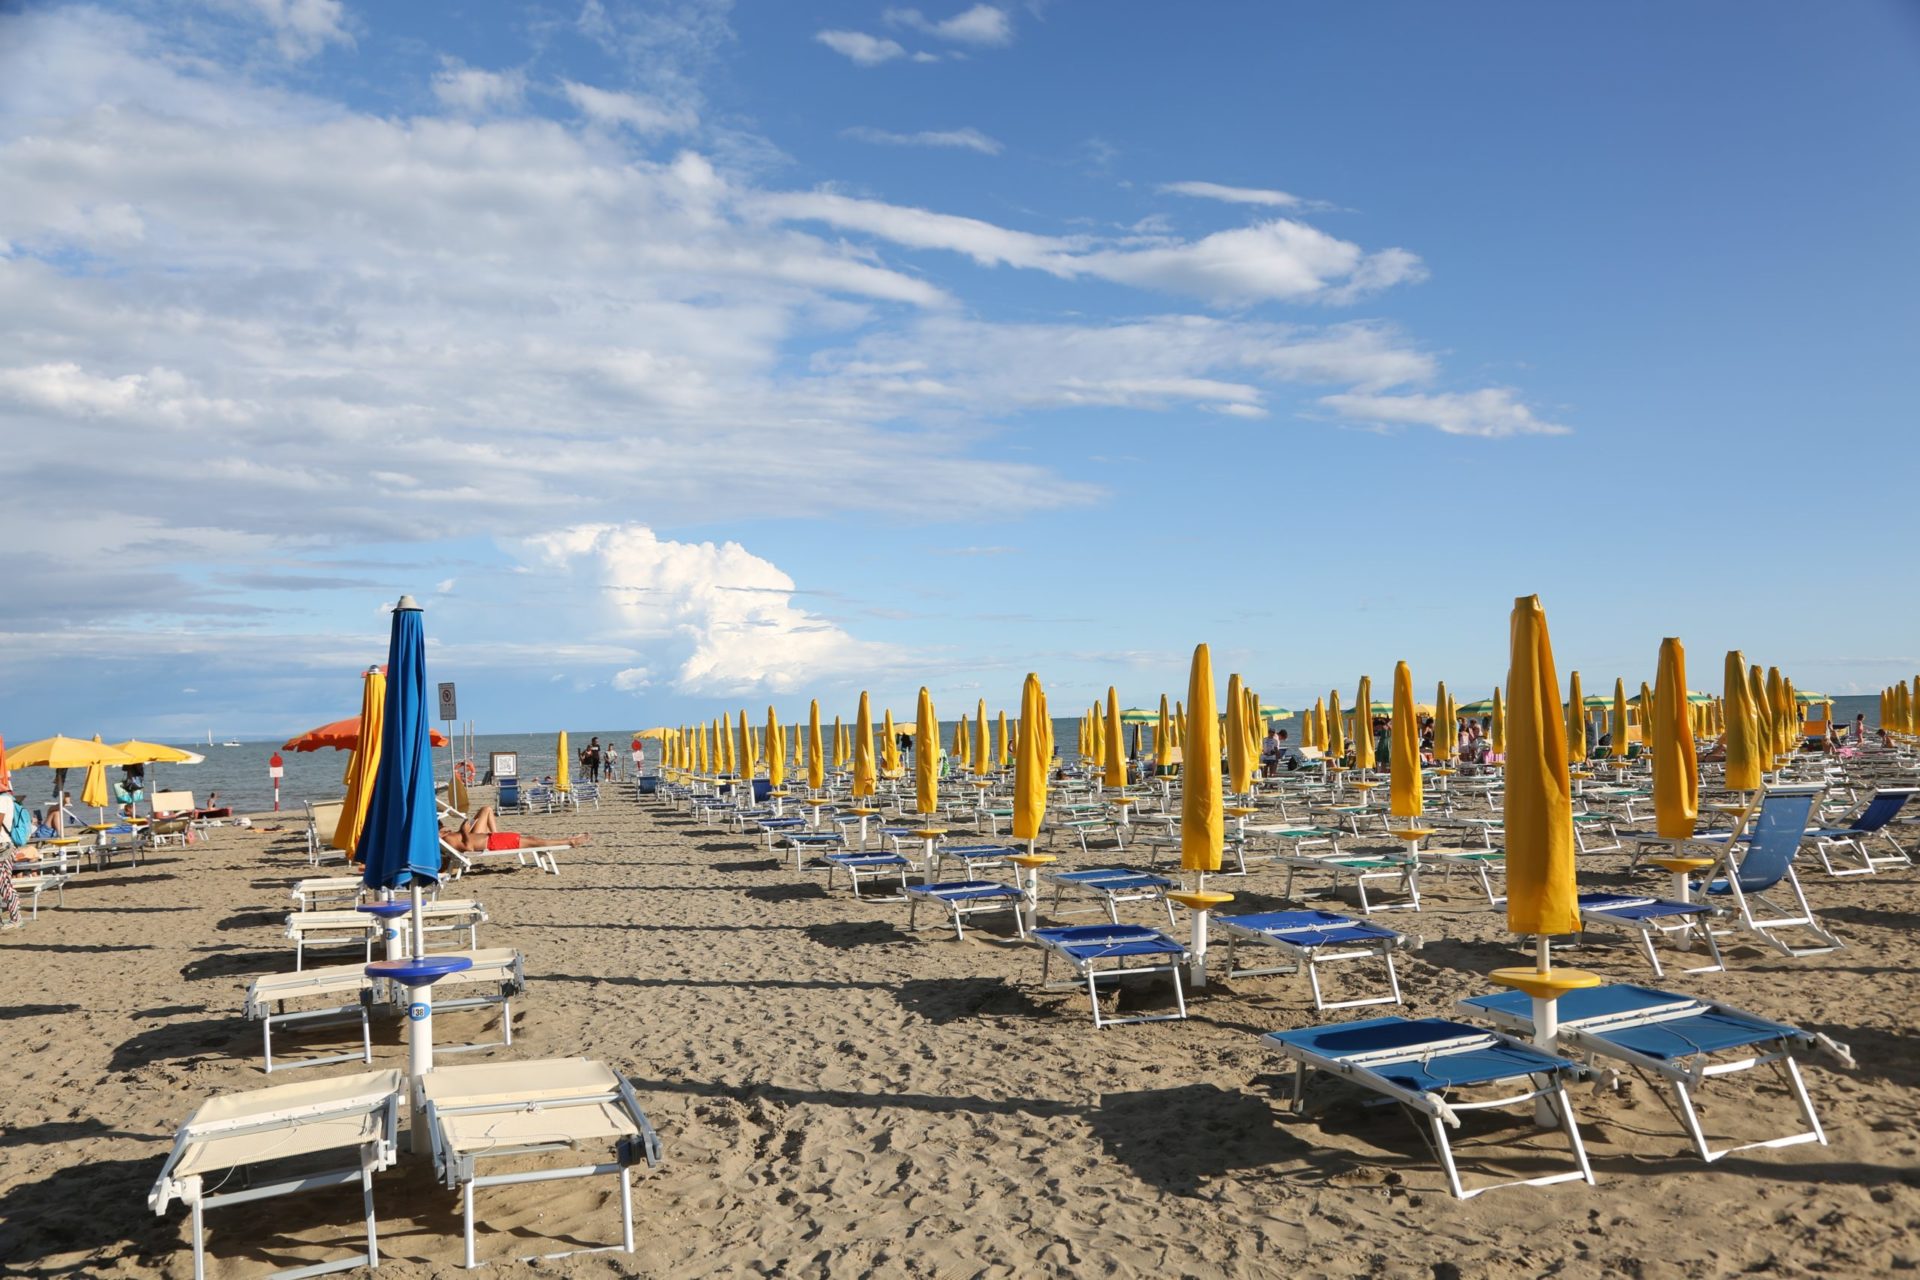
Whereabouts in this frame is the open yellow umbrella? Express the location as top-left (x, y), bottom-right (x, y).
top-left (1103, 686), bottom-right (1125, 788)
top-left (766, 708), bottom-right (784, 789)
top-left (914, 687), bottom-right (938, 816)
top-left (1013, 674), bottom-right (1047, 850)
top-left (1352, 678), bottom-right (1374, 769)
top-left (1610, 679), bottom-right (1630, 760)
top-left (112, 740), bottom-right (202, 765)
top-left (1224, 673), bottom-right (1251, 796)
top-left (1390, 662), bottom-right (1422, 818)
top-left (807, 700), bottom-right (824, 791)
top-left (335, 666), bottom-right (386, 856)
top-left (1182, 644), bottom-right (1223, 881)
top-left (1564, 670), bottom-right (1585, 765)
top-left (4, 735), bottom-right (135, 772)
top-left (556, 730), bottom-right (571, 792)
top-left (1652, 638), bottom-right (1698, 838)
top-left (853, 691), bottom-right (876, 801)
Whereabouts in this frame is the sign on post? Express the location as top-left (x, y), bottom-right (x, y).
top-left (437, 682), bottom-right (459, 721)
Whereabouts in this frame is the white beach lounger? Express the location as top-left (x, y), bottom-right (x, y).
top-left (440, 835), bottom-right (565, 879)
top-left (290, 876), bottom-right (366, 911)
top-left (284, 900), bottom-right (486, 969)
top-left (418, 1058), bottom-right (663, 1269)
top-left (149, 1068), bottom-right (403, 1280)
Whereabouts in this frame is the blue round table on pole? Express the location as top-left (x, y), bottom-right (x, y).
top-left (357, 900), bottom-right (413, 961)
top-left (367, 954), bottom-right (472, 1150)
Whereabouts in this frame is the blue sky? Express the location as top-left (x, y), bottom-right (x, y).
top-left (2, 1), bottom-right (1916, 739)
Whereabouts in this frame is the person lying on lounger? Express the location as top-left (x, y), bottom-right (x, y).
top-left (441, 805), bottom-right (592, 853)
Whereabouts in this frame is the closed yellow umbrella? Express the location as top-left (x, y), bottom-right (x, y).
top-left (766, 708), bottom-right (784, 789)
top-left (914, 687), bottom-right (938, 816)
top-left (1504, 596), bottom-right (1581, 937)
top-left (1653, 638), bottom-right (1698, 839)
top-left (996, 710), bottom-right (1009, 770)
top-left (1040, 689), bottom-right (1054, 764)
top-left (827, 716), bottom-right (841, 770)
top-left (974, 698), bottom-right (989, 777)
top-left (1225, 673), bottom-right (1251, 795)
top-left (1326, 690), bottom-right (1345, 760)
top-left (807, 700), bottom-right (824, 791)
top-left (1639, 682), bottom-right (1656, 752)
top-left (738, 710), bottom-right (756, 781)
top-left (1748, 666), bottom-right (1768, 758)
top-left (1181, 643), bottom-right (1223, 878)
top-left (1764, 667), bottom-right (1786, 758)
top-left (1720, 649), bottom-right (1763, 790)
top-left (1077, 713), bottom-right (1089, 760)
top-left (1490, 685), bottom-right (1505, 756)
top-left (955, 715), bottom-right (970, 775)
top-left (1175, 701), bottom-right (1186, 742)
top-left (556, 730), bottom-right (571, 792)
top-left (1390, 662), bottom-right (1422, 818)
top-left (79, 734), bottom-right (111, 810)
top-left (1610, 679), bottom-right (1630, 759)
top-left (1089, 705), bottom-right (1104, 768)
top-left (334, 666), bottom-right (386, 855)
top-left (852, 691), bottom-right (876, 801)
top-left (881, 709), bottom-right (900, 776)
top-left (1433, 680), bottom-right (1455, 764)
top-left (1103, 686), bottom-right (1126, 788)
top-left (1352, 678), bottom-right (1374, 769)
top-left (1564, 670), bottom-right (1585, 765)
top-left (1013, 674), bottom-right (1048, 849)
top-left (1155, 694), bottom-right (1173, 770)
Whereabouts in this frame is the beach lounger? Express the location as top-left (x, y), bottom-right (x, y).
top-left (149, 1068), bottom-right (403, 1280)
top-left (782, 828), bottom-right (846, 871)
top-left (1030, 923), bottom-right (1188, 1028)
top-left (1216, 909), bottom-right (1409, 1010)
top-left (1419, 846), bottom-right (1507, 906)
top-left (11, 865), bottom-right (70, 919)
top-left (303, 800), bottom-right (346, 865)
top-left (822, 849), bottom-right (916, 899)
top-left (1262, 1017), bottom-right (1593, 1200)
top-left (1460, 983), bottom-right (1852, 1163)
top-left (1276, 850), bottom-right (1421, 914)
top-left (904, 879), bottom-right (1028, 940)
top-left (1576, 891), bottom-right (1724, 977)
top-left (1043, 867), bottom-right (1176, 925)
top-left (440, 834), bottom-right (565, 878)
top-left (1803, 786), bottom-right (1914, 876)
top-left (932, 842), bottom-right (1017, 879)
top-left (291, 876), bottom-right (366, 911)
top-left (284, 900), bottom-right (486, 969)
top-left (418, 1057), bottom-right (663, 1269)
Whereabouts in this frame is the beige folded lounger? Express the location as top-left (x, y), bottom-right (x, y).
top-left (283, 899), bottom-right (486, 968)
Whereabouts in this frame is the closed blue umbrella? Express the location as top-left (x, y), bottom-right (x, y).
top-left (359, 597), bottom-right (441, 892)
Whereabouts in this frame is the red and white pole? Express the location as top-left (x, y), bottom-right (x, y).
top-left (268, 752), bottom-right (284, 812)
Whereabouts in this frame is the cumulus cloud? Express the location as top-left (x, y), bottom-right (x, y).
top-left (431, 61), bottom-right (526, 114)
top-left (842, 125), bottom-right (1002, 155)
top-left (885, 5), bottom-right (1013, 46)
top-left (528, 524), bottom-right (908, 693)
top-left (1159, 180), bottom-right (1304, 208)
top-left (237, 0), bottom-right (351, 60)
top-left (560, 80), bottom-right (698, 135)
top-left (1319, 388), bottom-right (1570, 437)
top-left (815, 30), bottom-right (906, 65)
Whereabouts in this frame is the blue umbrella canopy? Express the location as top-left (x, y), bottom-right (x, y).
top-left (360, 596), bottom-right (442, 889)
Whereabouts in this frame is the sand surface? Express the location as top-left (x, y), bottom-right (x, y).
top-left (3, 786), bottom-right (1917, 1278)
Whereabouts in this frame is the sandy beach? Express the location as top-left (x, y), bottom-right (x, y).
top-left (3, 783), bottom-right (1917, 1279)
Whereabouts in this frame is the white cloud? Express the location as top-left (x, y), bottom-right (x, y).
top-left (885, 5), bottom-right (1013, 46)
top-left (611, 666), bottom-right (652, 691)
top-left (560, 80), bottom-right (697, 136)
top-left (1319, 388), bottom-right (1571, 438)
top-left (238, 0), bottom-right (351, 60)
top-left (430, 61), bottom-right (526, 114)
top-left (842, 126), bottom-right (1002, 155)
top-left (436, 578), bottom-right (457, 595)
top-left (1160, 180), bottom-right (1305, 208)
top-left (528, 524), bottom-right (907, 693)
top-left (815, 31), bottom-right (906, 66)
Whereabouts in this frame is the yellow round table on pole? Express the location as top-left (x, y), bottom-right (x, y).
top-left (1011, 852), bottom-right (1056, 932)
top-left (1169, 889), bottom-right (1235, 989)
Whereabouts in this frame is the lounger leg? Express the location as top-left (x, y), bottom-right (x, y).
top-left (501, 998), bottom-right (513, 1046)
top-left (1169, 962), bottom-right (1188, 1021)
top-left (1783, 1054), bottom-right (1828, 1147)
top-left (1086, 968), bottom-right (1104, 1030)
top-left (1638, 925), bottom-right (1667, 979)
top-left (463, 1181), bottom-right (477, 1269)
top-left (1671, 1078), bottom-right (1716, 1161)
top-left (1430, 1114), bottom-right (1468, 1200)
top-left (362, 1168), bottom-right (380, 1269)
top-left (1553, 1080), bottom-right (1596, 1185)
top-left (620, 1166), bottom-right (635, 1254)
top-left (1306, 958), bottom-right (1326, 1011)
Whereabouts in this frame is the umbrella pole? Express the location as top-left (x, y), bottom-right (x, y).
top-left (1531, 935), bottom-right (1561, 1125)
top-left (406, 883), bottom-right (435, 1150)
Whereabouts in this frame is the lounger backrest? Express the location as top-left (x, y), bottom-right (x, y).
top-left (152, 790), bottom-right (196, 815)
top-left (1731, 787), bottom-right (1819, 891)
top-left (1853, 789), bottom-right (1915, 833)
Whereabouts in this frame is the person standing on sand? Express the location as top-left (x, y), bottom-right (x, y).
top-left (0, 785), bottom-right (24, 928)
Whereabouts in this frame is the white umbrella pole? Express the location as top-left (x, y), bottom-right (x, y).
top-left (1531, 934), bottom-right (1559, 1125)
top-left (406, 882), bottom-right (435, 1148)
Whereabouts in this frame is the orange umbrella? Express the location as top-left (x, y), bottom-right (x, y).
top-left (286, 718), bottom-right (447, 751)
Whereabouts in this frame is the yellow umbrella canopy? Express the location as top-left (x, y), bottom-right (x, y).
top-left (852, 691), bottom-right (876, 800)
top-left (1040, 689), bottom-right (1054, 763)
top-left (1652, 638), bottom-right (1699, 839)
top-left (1748, 665), bottom-right (1769, 756)
top-left (556, 729), bottom-right (571, 791)
top-left (1352, 677), bottom-right (1374, 769)
top-left (1224, 673), bottom-right (1251, 795)
top-left (1433, 680), bottom-right (1455, 763)
top-left (334, 667), bottom-right (386, 856)
top-left (1013, 673), bottom-right (1048, 844)
top-left (995, 709), bottom-right (1009, 769)
top-left (80, 735), bottom-right (111, 809)
top-left (766, 707), bottom-right (784, 789)
top-left (1610, 678), bottom-right (1631, 759)
top-left (4, 734), bottom-right (135, 771)
top-left (1390, 662), bottom-right (1422, 819)
top-left (1490, 685), bottom-right (1505, 755)
top-left (1103, 686), bottom-right (1125, 788)
top-left (914, 687), bottom-right (938, 816)
top-left (1155, 694), bottom-right (1173, 769)
top-left (882, 709), bottom-right (900, 775)
top-left (1766, 668), bottom-right (1789, 757)
top-left (1639, 682), bottom-right (1655, 751)
top-left (829, 716), bottom-right (843, 770)
top-left (1504, 595), bottom-right (1581, 937)
top-left (694, 722), bottom-right (707, 774)
top-left (807, 700), bottom-right (824, 791)
top-left (737, 709), bottom-right (755, 781)
top-left (112, 740), bottom-right (202, 764)
top-left (975, 698), bottom-right (990, 777)
top-left (1325, 689), bottom-right (1345, 760)
top-left (1088, 705), bottom-right (1104, 767)
top-left (1564, 669), bottom-right (1585, 764)
top-left (1181, 643), bottom-right (1223, 875)
top-left (955, 715), bottom-right (970, 773)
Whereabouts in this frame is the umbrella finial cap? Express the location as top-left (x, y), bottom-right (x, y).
top-left (396, 594), bottom-right (421, 612)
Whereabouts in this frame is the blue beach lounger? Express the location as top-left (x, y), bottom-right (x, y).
top-left (1043, 867), bottom-right (1176, 925)
top-left (782, 829), bottom-right (845, 872)
top-left (823, 849), bottom-right (915, 899)
top-left (1215, 910), bottom-right (1408, 1011)
top-left (933, 842), bottom-right (1018, 879)
top-left (1262, 1017), bottom-right (1593, 1200)
top-left (1460, 983), bottom-right (1851, 1163)
top-left (1803, 786), bottom-right (1914, 876)
top-left (1030, 923), bottom-right (1187, 1028)
top-left (905, 880), bottom-right (1028, 940)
